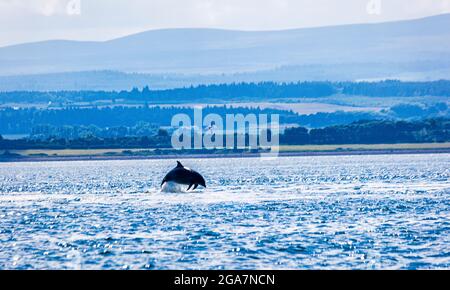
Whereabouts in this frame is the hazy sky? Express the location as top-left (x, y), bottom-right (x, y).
top-left (1, 0), bottom-right (450, 47)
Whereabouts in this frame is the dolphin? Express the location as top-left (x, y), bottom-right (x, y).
top-left (161, 161), bottom-right (206, 191)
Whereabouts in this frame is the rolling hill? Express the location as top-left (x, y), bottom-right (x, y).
top-left (0, 13), bottom-right (449, 90)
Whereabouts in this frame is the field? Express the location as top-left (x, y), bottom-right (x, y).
top-left (277, 143), bottom-right (450, 152)
top-left (2, 143), bottom-right (450, 159)
top-left (2, 148), bottom-right (154, 157)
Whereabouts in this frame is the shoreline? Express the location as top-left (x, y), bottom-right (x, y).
top-left (1, 148), bottom-right (449, 163)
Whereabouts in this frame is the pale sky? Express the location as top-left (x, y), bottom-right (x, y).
top-left (1, 0), bottom-right (450, 47)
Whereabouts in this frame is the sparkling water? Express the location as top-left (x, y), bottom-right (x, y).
top-left (0, 154), bottom-right (449, 269)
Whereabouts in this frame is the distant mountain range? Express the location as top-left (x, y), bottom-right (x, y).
top-left (0, 14), bottom-right (449, 90)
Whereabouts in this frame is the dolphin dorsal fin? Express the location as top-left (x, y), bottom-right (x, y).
top-left (176, 161), bottom-right (183, 168)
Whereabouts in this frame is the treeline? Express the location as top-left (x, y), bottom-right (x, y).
top-left (1, 119), bottom-right (448, 150)
top-left (1, 80), bottom-right (449, 104)
top-left (281, 118), bottom-right (450, 145)
top-left (1, 102), bottom-right (449, 135)
top-left (0, 135), bottom-right (172, 150)
top-left (341, 80), bottom-right (450, 97)
top-left (0, 82), bottom-right (335, 104)
top-left (1, 103), bottom-right (448, 135)
top-left (30, 122), bottom-right (164, 140)
top-left (389, 102), bottom-right (448, 119)
top-left (0, 106), bottom-right (300, 134)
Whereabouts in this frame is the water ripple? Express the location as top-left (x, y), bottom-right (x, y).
top-left (0, 154), bottom-right (449, 269)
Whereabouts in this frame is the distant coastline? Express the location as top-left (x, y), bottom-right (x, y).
top-left (1, 147), bottom-right (449, 163)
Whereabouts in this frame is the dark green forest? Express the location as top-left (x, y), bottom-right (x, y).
top-left (340, 80), bottom-right (450, 97)
top-left (0, 106), bottom-right (301, 134)
top-left (1, 80), bottom-right (449, 104)
top-left (281, 118), bottom-right (449, 145)
top-left (0, 119), bottom-right (448, 150)
top-left (0, 80), bottom-right (448, 150)
top-left (0, 103), bottom-right (448, 135)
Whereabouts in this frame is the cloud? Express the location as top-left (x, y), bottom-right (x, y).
top-left (33, 0), bottom-right (60, 16)
top-left (0, 0), bottom-right (74, 16)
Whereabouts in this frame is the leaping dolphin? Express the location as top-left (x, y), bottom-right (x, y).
top-left (161, 161), bottom-right (206, 191)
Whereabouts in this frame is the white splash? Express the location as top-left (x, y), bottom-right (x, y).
top-left (160, 181), bottom-right (185, 193)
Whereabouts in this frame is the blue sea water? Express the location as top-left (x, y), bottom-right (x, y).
top-left (0, 154), bottom-right (449, 269)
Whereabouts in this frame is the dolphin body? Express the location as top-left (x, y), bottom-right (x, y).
top-left (161, 161), bottom-right (206, 191)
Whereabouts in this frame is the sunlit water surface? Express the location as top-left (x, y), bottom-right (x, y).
top-left (0, 154), bottom-right (449, 269)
